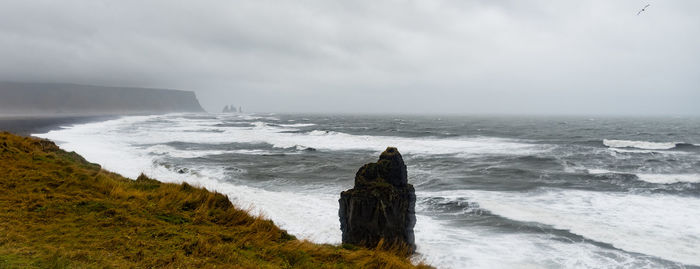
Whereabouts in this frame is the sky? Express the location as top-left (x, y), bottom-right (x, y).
top-left (0, 0), bottom-right (698, 115)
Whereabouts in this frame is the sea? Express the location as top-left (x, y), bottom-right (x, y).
top-left (35, 113), bottom-right (700, 269)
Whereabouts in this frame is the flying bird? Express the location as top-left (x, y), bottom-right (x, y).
top-left (637, 4), bottom-right (650, 15)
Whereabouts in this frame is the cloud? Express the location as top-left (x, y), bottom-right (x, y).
top-left (0, 0), bottom-right (698, 114)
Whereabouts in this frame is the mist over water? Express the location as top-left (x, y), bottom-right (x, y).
top-left (36, 113), bottom-right (700, 268)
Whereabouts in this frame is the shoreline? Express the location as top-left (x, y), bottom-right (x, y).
top-left (0, 115), bottom-right (117, 136)
top-left (0, 131), bottom-right (430, 268)
top-left (18, 113), bottom-right (700, 267)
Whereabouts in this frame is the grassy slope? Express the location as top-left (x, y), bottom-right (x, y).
top-left (0, 132), bottom-right (430, 268)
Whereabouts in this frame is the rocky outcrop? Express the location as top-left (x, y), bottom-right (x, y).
top-left (339, 147), bottom-right (416, 251)
top-left (222, 105), bottom-right (241, 113)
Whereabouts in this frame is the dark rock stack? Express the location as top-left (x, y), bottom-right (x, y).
top-left (339, 147), bottom-right (416, 251)
top-left (222, 105), bottom-right (242, 113)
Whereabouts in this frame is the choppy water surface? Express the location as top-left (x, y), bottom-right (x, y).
top-left (36, 114), bottom-right (700, 268)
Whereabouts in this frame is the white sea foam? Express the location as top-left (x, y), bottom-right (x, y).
top-left (636, 173), bottom-right (700, 184)
top-left (429, 188), bottom-right (700, 266)
top-left (146, 145), bottom-right (227, 158)
top-left (38, 115), bottom-right (549, 157)
top-left (278, 123), bottom-right (316, 127)
top-left (607, 147), bottom-right (685, 154)
top-left (145, 145), bottom-right (276, 158)
top-left (603, 139), bottom-right (678, 150)
top-left (231, 114), bottom-right (280, 121)
top-left (586, 168), bottom-right (616, 175)
top-left (413, 213), bottom-right (664, 269)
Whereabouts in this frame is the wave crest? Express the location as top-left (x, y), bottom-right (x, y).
top-left (603, 139), bottom-right (678, 150)
top-left (636, 174), bottom-right (700, 184)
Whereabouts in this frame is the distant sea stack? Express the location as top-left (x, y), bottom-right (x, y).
top-left (339, 147), bottom-right (416, 252)
top-left (0, 82), bottom-right (204, 116)
top-left (222, 105), bottom-right (242, 113)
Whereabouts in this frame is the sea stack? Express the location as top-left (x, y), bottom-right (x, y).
top-left (339, 147), bottom-right (416, 251)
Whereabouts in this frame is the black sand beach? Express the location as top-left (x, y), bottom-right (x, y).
top-left (0, 115), bottom-right (114, 136)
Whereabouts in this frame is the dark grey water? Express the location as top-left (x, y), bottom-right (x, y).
top-left (37, 114), bottom-right (700, 268)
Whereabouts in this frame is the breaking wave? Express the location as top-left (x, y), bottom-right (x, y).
top-left (427, 188), bottom-right (700, 266)
top-left (588, 169), bottom-right (700, 184)
top-left (603, 139), bottom-right (678, 150)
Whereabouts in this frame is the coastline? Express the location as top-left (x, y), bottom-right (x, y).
top-left (0, 131), bottom-right (430, 268)
top-left (17, 113), bottom-right (700, 268)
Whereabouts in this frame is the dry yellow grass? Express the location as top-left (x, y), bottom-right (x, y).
top-left (0, 132), bottom-right (432, 269)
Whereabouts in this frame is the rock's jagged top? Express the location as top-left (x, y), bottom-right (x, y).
top-left (355, 147), bottom-right (408, 188)
top-left (340, 147), bottom-right (416, 251)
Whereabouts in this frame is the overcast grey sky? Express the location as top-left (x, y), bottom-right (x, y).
top-left (0, 1), bottom-right (698, 114)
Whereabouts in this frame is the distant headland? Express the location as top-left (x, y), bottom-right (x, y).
top-left (0, 82), bottom-right (204, 116)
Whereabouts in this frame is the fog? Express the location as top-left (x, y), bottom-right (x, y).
top-left (1, 0), bottom-right (698, 115)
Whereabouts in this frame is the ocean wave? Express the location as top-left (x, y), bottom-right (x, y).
top-left (413, 213), bottom-right (665, 269)
top-left (295, 129), bottom-right (549, 156)
top-left (674, 143), bottom-right (700, 151)
top-left (233, 114), bottom-right (280, 121)
top-left (636, 174), bottom-right (700, 184)
top-left (587, 169), bottom-right (700, 184)
top-left (586, 168), bottom-right (617, 175)
top-left (428, 188), bottom-right (700, 266)
top-left (47, 115), bottom-right (549, 157)
top-left (278, 123), bottom-right (316, 128)
top-left (603, 139), bottom-right (678, 150)
top-left (607, 148), bottom-right (673, 154)
top-left (145, 144), bottom-right (277, 158)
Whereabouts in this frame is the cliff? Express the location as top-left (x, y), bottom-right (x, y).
top-left (0, 82), bottom-right (204, 116)
top-left (0, 132), bottom-right (431, 268)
